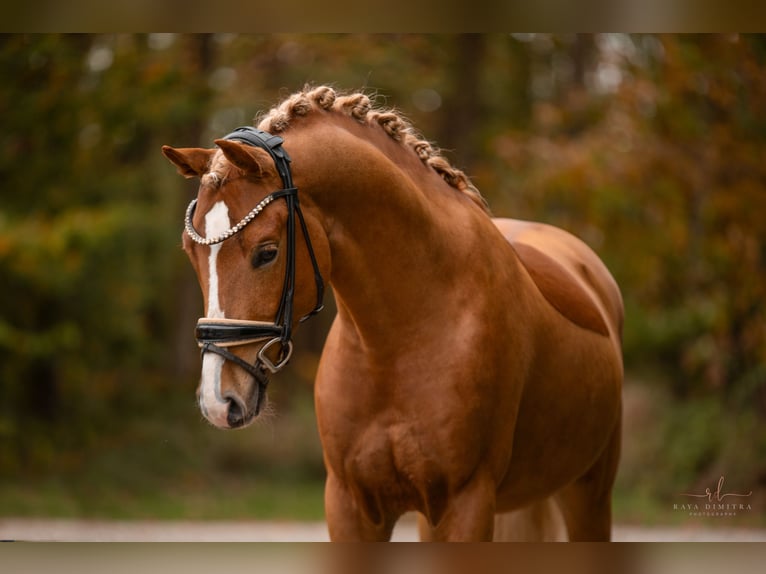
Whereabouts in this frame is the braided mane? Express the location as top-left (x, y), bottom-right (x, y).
top-left (256, 86), bottom-right (489, 214)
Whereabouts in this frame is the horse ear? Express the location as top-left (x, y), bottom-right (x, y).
top-left (161, 146), bottom-right (215, 179)
top-left (214, 139), bottom-right (267, 177)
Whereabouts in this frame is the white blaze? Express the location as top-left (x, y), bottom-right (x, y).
top-left (199, 201), bottom-right (230, 427)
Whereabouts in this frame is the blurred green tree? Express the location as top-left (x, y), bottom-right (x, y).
top-left (491, 35), bottom-right (766, 412)
top-left (0, 34), bottom-right (215, 471)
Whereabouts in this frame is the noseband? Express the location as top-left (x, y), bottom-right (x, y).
top-left (184, 127), bottom-right (324, 379)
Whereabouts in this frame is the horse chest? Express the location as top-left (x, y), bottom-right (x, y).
top-left (334, 419), bottom-right (453, 517)
top-left (316, 314), bottom-right (521, 521)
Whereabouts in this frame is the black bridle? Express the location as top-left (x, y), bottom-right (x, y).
top-left (185, 126), bottom-right (324, 380)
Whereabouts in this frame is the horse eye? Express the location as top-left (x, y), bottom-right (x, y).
top-left (252, 245), bottom-right (278, 268)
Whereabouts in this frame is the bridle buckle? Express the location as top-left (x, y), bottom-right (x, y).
top-left (257, 337), bottom-right (294, 373)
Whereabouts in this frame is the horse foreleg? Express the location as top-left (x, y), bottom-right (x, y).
top-left (554, 412), bottom-right (622, 541)
top-left (324, 471), bottom-right (394, 541)
top-left (422, 472), bottom-right (497, 541)
top-left (492, 497), bottom-right (568, 541)
top-left (417, 513), bottom-right (436, 541)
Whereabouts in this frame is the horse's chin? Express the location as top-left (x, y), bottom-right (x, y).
top-left (199, 368), bottom-right (269, 430)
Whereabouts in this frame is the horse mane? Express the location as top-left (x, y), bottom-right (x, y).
top-left (255, 85), bottom-right (490, 214)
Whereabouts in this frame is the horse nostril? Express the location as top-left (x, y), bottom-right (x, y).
top-left (226, 397), bottom-right (246, 428)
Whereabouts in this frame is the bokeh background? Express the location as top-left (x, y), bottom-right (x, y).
top-left (1, 34), bottom-right (764, 529)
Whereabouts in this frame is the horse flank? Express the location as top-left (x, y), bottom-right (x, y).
top-left (254, 85), bottom-right (490, 214)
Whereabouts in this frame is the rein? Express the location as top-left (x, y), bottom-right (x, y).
top-left (185, 126), bottom-right (324, 376)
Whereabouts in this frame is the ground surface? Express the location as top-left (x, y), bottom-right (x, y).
top-left (2, 517), bottom-right (766, 542)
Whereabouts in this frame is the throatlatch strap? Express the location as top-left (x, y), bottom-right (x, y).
top-left (295, 201), bottom-right (325, 320)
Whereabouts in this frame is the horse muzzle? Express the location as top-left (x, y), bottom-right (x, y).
top-left (195, 317), bottom-right (293, 428)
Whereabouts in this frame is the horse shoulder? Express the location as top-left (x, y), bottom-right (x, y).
top-left (491, 218), bottom-right (623, 340)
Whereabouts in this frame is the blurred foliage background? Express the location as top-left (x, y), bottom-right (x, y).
top-left (1, 34), bottom-right (764, 525)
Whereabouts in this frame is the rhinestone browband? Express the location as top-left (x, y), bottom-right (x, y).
top-left (184, 193), bottom-right (282, 246)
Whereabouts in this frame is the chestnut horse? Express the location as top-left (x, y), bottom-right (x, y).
top-left (162, 86), bottom-right (623, 541)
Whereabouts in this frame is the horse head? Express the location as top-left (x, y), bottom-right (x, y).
top-left (162, 129), bottom-right (328, 429)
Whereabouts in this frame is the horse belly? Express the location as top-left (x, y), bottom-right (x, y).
top-left (488, 217), bottom-right (622, 509)
top-left (496, 333), bottom-right (622, 510)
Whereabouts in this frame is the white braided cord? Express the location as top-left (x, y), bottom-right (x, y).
top-left (184, 194), bottom-right (276, 246)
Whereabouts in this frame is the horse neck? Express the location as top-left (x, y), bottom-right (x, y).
top-left (291, 120), bottom-right (505, 353)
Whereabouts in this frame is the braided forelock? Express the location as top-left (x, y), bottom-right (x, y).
top-left (256, 86), bottom-right (489, 213)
